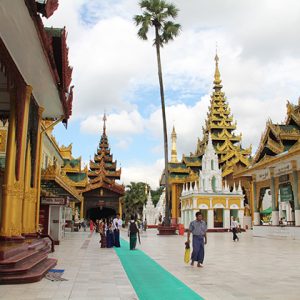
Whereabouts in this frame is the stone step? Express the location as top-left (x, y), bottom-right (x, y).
top-left (0, 258), bottom-right (57, 284)
top-left (0, 252), bottom-right (48, 274)
top-left (0, 249), bottom-right (40, 266)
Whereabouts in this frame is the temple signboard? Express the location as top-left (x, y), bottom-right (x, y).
top-left (274, 163), bottom-right (292, 176)
top-left (257, 169), bottom-right (270, 182)
top-left (279, 184), bottom-right (293, 202)
top-left (41, 197), bottom-right (66, 205)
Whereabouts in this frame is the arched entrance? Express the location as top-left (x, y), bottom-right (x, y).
top-left (87, 207), bottom-right (116, 222)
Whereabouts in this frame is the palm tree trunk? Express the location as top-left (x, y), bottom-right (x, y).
top-left (155, 26), bottom-right (171, 226)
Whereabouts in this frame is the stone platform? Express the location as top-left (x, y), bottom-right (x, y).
top-left (253, 225), bottom-right (300, 239)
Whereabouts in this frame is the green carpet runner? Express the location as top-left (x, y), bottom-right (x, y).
top-left (114, 239), bottom-right (203, 300)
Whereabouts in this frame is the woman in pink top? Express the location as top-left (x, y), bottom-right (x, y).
top-left (89, 219), bottom-right (94, 233)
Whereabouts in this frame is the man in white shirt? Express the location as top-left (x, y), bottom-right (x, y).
top-left (113, 213), bottom-right (122, 247)
top-left (231, 217), bottom-right (239, 242)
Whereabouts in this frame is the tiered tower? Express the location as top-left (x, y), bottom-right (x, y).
top-left (195, 54), bottom-right (251, 178)
top-left (82, 114), bottom-right (124, 219)
top-left (88, 114), bottom-right (121, 183)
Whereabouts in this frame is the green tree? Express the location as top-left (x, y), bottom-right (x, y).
top-left (134, 0), bottom-right (181, 226)
top-left (124, 182), bottom-right (148, 219)
top-left (151, 186), bottom-right (164, 206)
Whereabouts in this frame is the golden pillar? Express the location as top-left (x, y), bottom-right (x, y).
top-left (118, 197), bottom-right (123, 217)
top-left (80, 199), bottom-right (84, 219)
top-left (35, 107), bottom-right (44, 231)
top-left (22, 88), bottom-right (43, 235)
top-left (0, 86), bottom-right (32, 238)
top-left (171, 183), bottom-right (177, 221)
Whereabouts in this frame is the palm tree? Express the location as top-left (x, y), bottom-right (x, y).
top-left (134, 0), bottom-right (181, 226)
top-left (124, 182), bottom-right (149, 219)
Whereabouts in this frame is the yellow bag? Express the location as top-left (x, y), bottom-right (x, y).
top-left (184, 248), bottom-right (191, 264)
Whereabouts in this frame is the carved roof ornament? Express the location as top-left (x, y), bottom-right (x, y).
top-left (36, 0), bottom-right (59, 19)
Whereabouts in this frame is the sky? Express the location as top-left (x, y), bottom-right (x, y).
top-left (45, 0), bottom-right (300, 188)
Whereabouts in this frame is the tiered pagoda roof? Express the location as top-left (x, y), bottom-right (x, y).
top-left (60, 143), bottom-right (88, 190)
top-left (83, 114), bottom-right (124, 195)
top-left (194, 54), bottom-right (251, 177)
top-left (168, 54), bottom-right (251, 181)
top-left (253, 100), bottom-right (300, 164)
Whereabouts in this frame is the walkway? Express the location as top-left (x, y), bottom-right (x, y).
top-left (0, 229), bottom-right (300, 299)
top-left (133, 229), bottom-right (300, 300)
top-left (0, 231), bottom-right (137, 300)
top-left (115, 239), bottom-right (202, 300)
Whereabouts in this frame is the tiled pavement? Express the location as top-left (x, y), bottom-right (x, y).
top-left (0, 231), bottom-right (137, 300)
top-left (135, 229), bottom-right (300, 300)
top-left (0, 229), bottom-right (300, 300)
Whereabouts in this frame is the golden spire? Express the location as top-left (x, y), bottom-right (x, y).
top-left (171, 126), bottom-right (178, 163)
top-left (103, 113), bottom-right (107, 136)
top-left (213, 51), bottom-right (223, 90)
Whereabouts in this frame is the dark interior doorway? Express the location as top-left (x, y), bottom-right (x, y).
top-left (87, 207), bottom-right (116, 222)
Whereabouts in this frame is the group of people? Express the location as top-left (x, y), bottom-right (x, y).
top-left (88, 214), bottom-right (123, 248)
top-left (87, 214), bottom-right (141, 251)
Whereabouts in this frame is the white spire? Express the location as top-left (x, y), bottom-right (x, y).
top-left (237, 181), bottom-right (243, 195)
top-left (232, 182), bottom-right (237, 193)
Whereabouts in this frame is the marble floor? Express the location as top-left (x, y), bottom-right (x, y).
top-left (0, 229), bottom-right (299, 300)
top-left (133, 229), bottom-right (300, 300)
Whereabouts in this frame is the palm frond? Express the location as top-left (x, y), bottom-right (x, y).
top-left (166, 3), bottom-right (178, 18)
top-left (162, 21), bottom-right (181, 43)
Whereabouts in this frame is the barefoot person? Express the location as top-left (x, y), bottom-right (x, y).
top-left (113, 213), bottom-right (122, 247)
top-left (187, 211), bottom-right (207, 267)
top-left (128, 216), bottom-right (140, 250)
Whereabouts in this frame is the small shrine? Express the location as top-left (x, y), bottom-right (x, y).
top-left (181, 134), bottom-right (244, 231)
top-left (155, 189), bottom-right (166, 224)
top-left (143, 191), bottom-right (156, 226)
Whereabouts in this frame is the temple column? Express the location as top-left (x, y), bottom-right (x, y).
top-left (252, 177), bottom-right (260, 226)
top-left (35, 107), bottom-right (44, 231)
top-left (270, 168), bottom-right (279, 225)
top-left (80, 199), bottom-right (84, 219)
top-left (171, 184), bottom-right (177, 223)
top-left (23, 101), bottom-right (43, 235)
top-left (224, 209), bottom-right (230, 229)
top-left (118, 198), bottom-right (122, 218)
top-left (0, 86), bottom-right (32, 238)
top-left (291, 161), bottom-right (300, 226)
top-left (0, 95), bottom-right (18, 237)
top-left (207, 209), bottom-right (214, 229)
top-left (238, 209), bottom-right (244, 228)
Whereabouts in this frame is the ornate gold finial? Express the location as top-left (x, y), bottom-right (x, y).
top-left (213, 48), bottom-right (223, 90)
top-left (103, 113), bottom-right (107, 135)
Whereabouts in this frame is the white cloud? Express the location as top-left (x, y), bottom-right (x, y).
top-left (80, 110), bottom-right (144, 136)
top-left (122, 159), bottom-right (164, 189)
top-left (46, 1), bottom-right (300, 187)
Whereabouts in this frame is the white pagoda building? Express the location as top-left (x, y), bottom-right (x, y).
top-left (143, 191), bottom-right (156, 226)
top-left (180, 134), bottom-right (244, 230)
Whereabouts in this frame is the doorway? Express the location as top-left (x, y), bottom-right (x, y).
top-left (214, 208), bottom-right (223, 228)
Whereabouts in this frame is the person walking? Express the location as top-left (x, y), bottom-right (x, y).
top-left (99, 220), bottom-right (107, 248)
top-left (187, 212), bottom-right (207, 267)
top-left (106, 222), bottom-right (114, 248)
top-left (128, 216), bottom-right (140, 250)
top-left (113, 213), bottom-right (122, 247)
top-left (231, 217), bottom-right (239, 242)
top-left (89, 219), bottom-right (94, 234)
